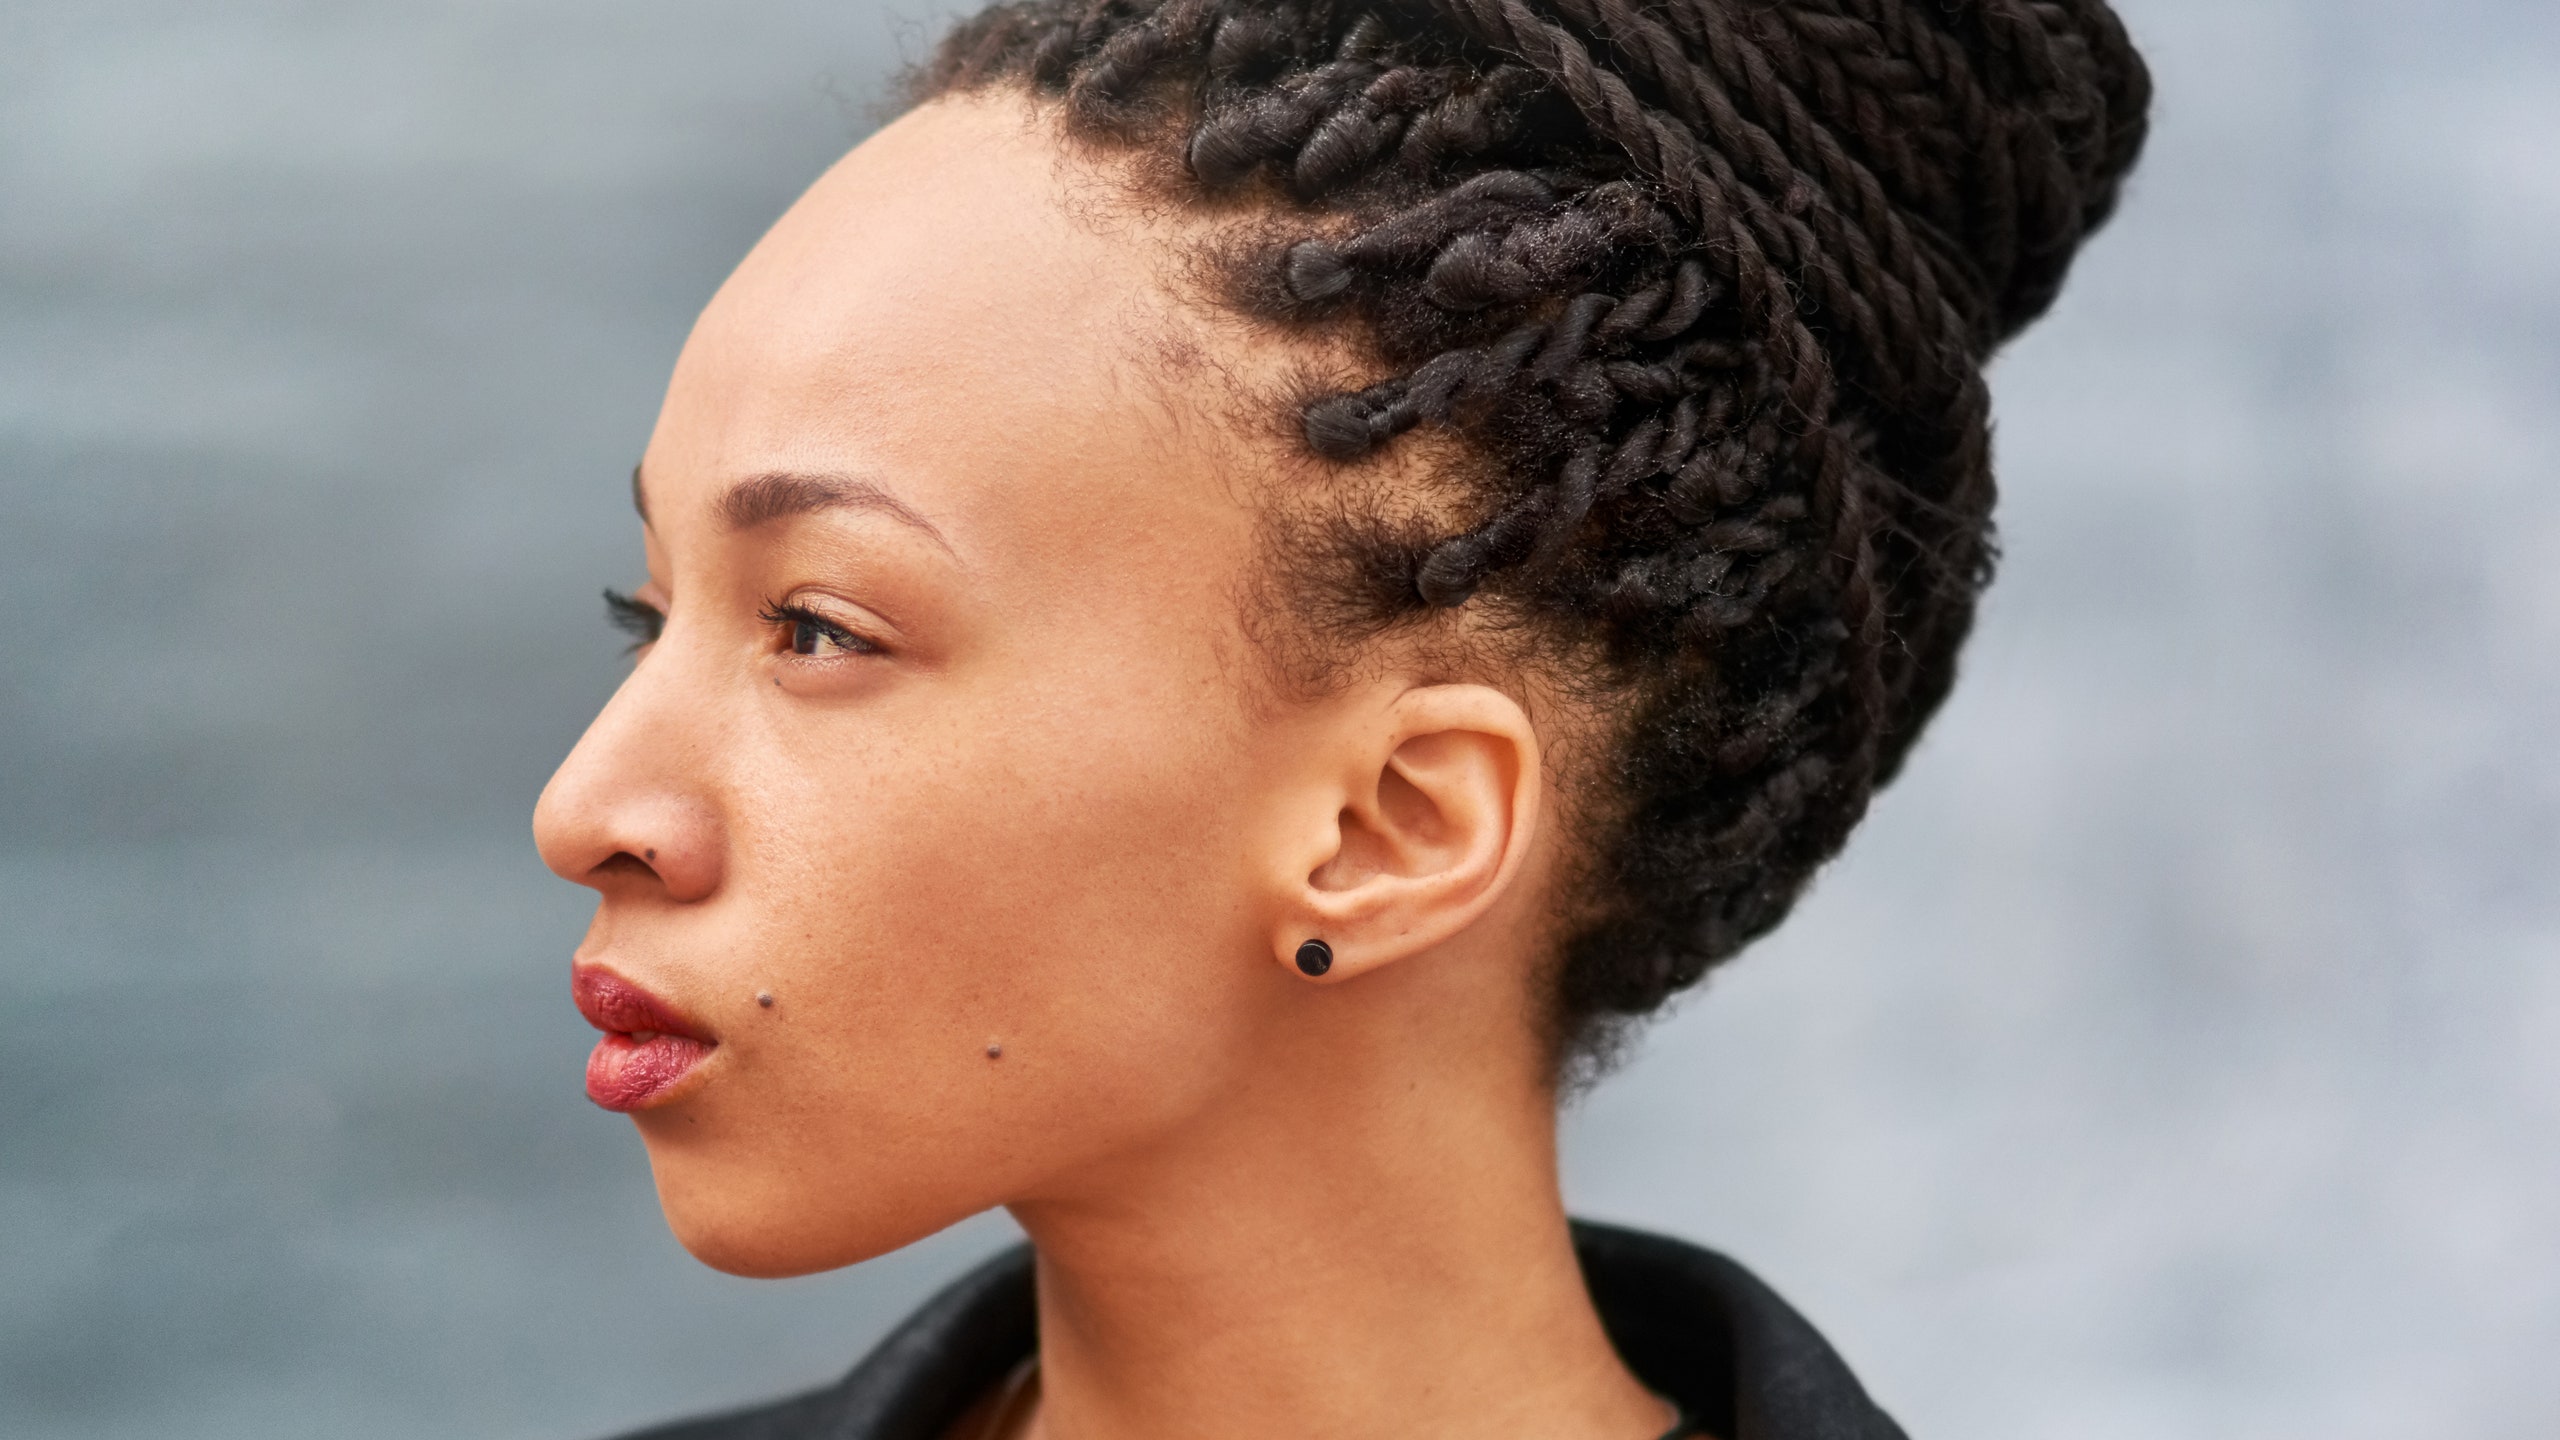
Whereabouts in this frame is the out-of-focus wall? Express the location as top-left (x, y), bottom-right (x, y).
top-left (2, 3), bottom-right (2551, 1437)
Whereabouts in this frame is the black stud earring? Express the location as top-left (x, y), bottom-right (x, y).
top-left (1294, 939), bottom-right (1333, 977)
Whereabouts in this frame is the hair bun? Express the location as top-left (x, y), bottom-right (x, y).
top-left (1958, 0), bottom-right (2154, 340)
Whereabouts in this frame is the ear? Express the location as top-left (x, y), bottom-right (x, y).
top-left (1271, 684), bottom-right (1543, 983)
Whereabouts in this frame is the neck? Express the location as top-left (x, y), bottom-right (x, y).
top-left (1005, 984), bottom-right (1669, 1440)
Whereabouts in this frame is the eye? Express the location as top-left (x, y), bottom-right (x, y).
top-left (603, 588), bottom-right (664, 650)
top-left (757, 599), bottom-right (884, 658)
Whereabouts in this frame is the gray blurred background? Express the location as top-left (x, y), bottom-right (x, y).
top-left (2, 0), bottom-right (2552, 1435)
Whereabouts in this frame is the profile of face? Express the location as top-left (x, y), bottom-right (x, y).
top-left (532, 95), bottom-right (1568, 1278)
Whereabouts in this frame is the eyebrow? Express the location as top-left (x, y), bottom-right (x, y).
top-left (630, 465), bottom-right (953, 554)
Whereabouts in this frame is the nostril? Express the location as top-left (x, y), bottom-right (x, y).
top-left (591, 852), bottom-right (658, 884)
top-left (552, 796), bottom-right (725, 903)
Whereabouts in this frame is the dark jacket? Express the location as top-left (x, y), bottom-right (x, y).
top-left (617, 1221), bottom-right (1909, 1440)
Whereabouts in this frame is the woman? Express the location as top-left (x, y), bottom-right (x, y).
top-left (532, 1), bottom-right (2149, 1436)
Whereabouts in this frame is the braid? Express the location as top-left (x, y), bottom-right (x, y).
top-left (917, 0), bottom-right (2150, 1055)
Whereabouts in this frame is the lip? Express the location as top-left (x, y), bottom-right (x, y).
top-left (572, 965), bottom-right (717, 1112)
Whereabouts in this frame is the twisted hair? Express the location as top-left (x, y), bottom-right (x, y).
top-left (917, 0), bottom-right (2149, 1057)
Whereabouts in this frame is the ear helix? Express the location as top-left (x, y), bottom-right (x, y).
top-left (1294, 939), bottom-right (1334, 978)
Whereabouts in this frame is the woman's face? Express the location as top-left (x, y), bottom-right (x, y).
top-left (533, 96), bottom-right (1347, 1276)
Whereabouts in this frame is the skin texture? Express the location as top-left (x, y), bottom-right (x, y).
top-left (534, 94), bottom-right (1672, 1440)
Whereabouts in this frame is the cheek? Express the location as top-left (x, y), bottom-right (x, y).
top-left (639, 665), bottom-right (1271, 1273)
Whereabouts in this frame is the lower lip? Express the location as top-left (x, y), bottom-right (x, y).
top-left (585, 1032), bottom-right (715, 1112)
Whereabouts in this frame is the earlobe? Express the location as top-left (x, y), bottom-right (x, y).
top-left (1271, 683), bottom-right (1541, 983)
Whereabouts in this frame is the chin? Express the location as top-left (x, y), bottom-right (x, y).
top-left (665, 1219), bottom-right (855, 1280)
top-left (644, 1140), bottom-right (984, 1279)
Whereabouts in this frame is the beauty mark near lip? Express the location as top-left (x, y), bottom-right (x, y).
top-left (572, 966), bottom-right (716, 1112)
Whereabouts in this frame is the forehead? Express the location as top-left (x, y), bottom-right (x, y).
top-left (642, 94), bottom-right (1232, 539)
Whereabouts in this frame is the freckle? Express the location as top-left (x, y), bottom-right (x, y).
top-left (757, 992), bottom-right (775, 1009)
top-left (985, 1044), bottom-right (1003, 1059)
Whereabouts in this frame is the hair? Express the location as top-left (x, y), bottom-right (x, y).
top-left (914, 0), bottom-right (2150, 1062)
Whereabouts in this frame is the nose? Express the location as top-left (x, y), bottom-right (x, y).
top-left (533, 653), bottom-right (727, 905)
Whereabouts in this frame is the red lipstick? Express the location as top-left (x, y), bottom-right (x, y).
top-left (572, 966), bottom-right (716, 1112)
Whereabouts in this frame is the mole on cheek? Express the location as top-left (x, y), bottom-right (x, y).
top-left (985, 1043), bottom-right (1003, 1060)
top-left (757, 992), bottom-right (776, 1009)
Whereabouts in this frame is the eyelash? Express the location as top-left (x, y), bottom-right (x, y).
top-left (757, 599), bottom-right (885, 658)
top-left (603, 588), bottom-right (664, 650)
top-left (601, 588), bottom-right (884, 660)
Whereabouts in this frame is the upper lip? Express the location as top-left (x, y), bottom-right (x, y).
top-left (571, 964), bottom-right (715, 1043)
